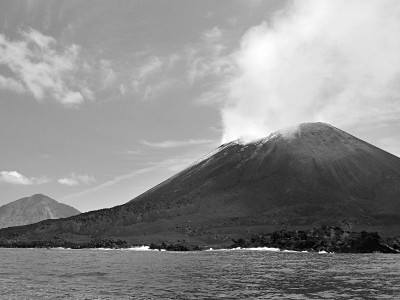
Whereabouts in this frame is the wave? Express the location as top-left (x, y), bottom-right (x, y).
top-left (47, 246), bottom-right (332, 253)
top-left (125, 246), bottom-right (166, 251)
top-left (206, 247), bottom-right (332, 253)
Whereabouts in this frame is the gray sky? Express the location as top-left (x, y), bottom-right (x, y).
top-left (1, 0), bottom-right (399, 212)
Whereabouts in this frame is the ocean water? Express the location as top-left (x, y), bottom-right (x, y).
top-left (0, 248), bottom-right (399, 299)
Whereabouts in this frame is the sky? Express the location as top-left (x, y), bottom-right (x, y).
top-left (0, 0), bottom-right (399, 212)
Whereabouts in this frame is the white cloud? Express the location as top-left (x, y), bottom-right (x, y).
top-left (130, 54), bottom-right (182, 100)
top-left (142, 78), bottom-right (175, 101)
top-left (121, 149), bottom-right (141, 155)
top-left (187, 28), bottom-right (232, 85)
top-left (57, 178), bottom-right (78, 186)
top-left (59, 157), bottom-right (196, 208)
top-left (119, 84), bottom-right (127, 95)
top-left (131, 56), bottom-right (164, 94)
top-left (217, 0), bottom-right (400, 142)
top-left (0, 75), bottom-right (25, 93)
top-left (194, 88), bottom-right (229, 106)
top-left (137, 57), bottom-right (163, 80)
top-left (60, 91), bottom-right (84, 106)
top-left (203, 27), bottom-right (222, 42)
top-left (100, 59), bottom-right (116, 90)
top-left (0, 28), bottom-right (94, 106)
top-left (58, 173), bottom-right (96, 186)
top-left (142, 139), bottom-right (216, 148)
top-left (0, 171), bottom-right (49, 185)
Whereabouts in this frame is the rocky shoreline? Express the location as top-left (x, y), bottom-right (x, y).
top-left (1, 226), bottom-right (399, 253)
top-left (229, 226), bottom-right (400, 254)
top-left (0, 237), bottom-right (128, 250)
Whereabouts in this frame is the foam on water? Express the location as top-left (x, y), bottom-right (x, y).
top-left (49, 246), bottom-right (331, 253)
top-left (125, 246), bottom-right (165, 251)
top-left (207, 247), bottom-right (333, 253)
top-left (207, 247), bottom-right (309, 252)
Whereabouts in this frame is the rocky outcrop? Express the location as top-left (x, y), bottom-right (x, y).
top-left (0, 237), bottom-right (127, 249)
top-left (231, 226), bottom-right (400, 253)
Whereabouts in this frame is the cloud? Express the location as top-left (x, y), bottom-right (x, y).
top-left (194, 88), bottom-right (229, 106)
top-left (0, 28), bottom-right (93, 106)
top-left (141, 139), bottom-right (216, 148)
top-left (142, 78), bottom-right (175, 101)
top-left (131, 56), bottom-right (164, 94)
top-left (0, 75), bottom-right (25, 93)
top-left (185, 28), bottom-right (235, 108)
top-left (130, 55), bottom-right (179, 100)
top-left (60, 91), bottom-right (84, 106)
top-left (217, 0), bottom-right (400, 142)
top-left (58, 173), bottom-right (96, 186)
top-left (203, 26), bottom-right (223, 42)
top-left (187, 27), bottom-right (233, 85)
top-left (99, 59), bottom-right (116, 90)
top-left (137, 57), bottom-right (163, 80)
top-left (59, 157), bottom-right (195, 206)
top-left (121, 149), bottom-right (141, 155)
top-left (0, 171), bottom-right (49, 185)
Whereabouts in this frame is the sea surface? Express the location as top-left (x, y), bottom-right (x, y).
top-left (0, 248), bottom-right (399, 299)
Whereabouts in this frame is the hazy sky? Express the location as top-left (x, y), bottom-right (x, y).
top-left (1, 0), bottom-right (399, 212)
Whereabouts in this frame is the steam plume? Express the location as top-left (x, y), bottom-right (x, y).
top-left (221, 0), bottom-right (400, 142)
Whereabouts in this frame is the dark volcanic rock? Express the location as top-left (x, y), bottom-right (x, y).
top-left (149, 242), bottom-right (201, 251)
top-left (231, 226), bottom-right (400, 253)
top-left (0, 123), bottom-right (399, 246)
top-left (0, 237), bottom-right (126, 249)
top-left (0, 194), bottom-right (81, 229)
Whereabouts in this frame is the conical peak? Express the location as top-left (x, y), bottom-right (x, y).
top-left (244, 122), bottom-right (336, 145)
top-left (14, 194), bottom-right (57, 206)
top-left (295, 122), bottom-right (357, 142)
top-left (275, 122), bottom-right (363, 149)
top-left (298, 122), bottom-right (333, 130)
top-left (30, 194), bottom-right (52, 201)
top-left (275, 122), bottom-right (335, 137)
top-left (31, 193), bottom-right (47, 199)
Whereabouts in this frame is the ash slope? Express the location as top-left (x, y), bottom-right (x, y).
top-left (1, 123), bottom-right (399, 244)
top-left (0, 194), bottom-right (81, 229)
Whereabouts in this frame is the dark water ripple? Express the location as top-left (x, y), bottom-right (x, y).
top-left (0, 248), bottom-right (399, 299)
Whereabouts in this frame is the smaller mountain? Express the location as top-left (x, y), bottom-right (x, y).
top-left (0, 194), bottom-right (80, 229)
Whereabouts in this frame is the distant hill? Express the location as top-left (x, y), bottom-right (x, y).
top-left (0, 123), bottom-right (399, 246)
top-left (0, 194), bottom-right (80, 229)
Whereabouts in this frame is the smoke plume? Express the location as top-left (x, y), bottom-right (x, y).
top-left (221, 0), bottom-right (400, 142)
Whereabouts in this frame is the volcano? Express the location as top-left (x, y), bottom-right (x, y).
top-left (0, 194), bottom-right (80, 229)
top-left (1, 122), bottom-right (399, 245)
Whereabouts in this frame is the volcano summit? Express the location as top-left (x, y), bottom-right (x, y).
top-left (1, 122), bottom-right (399, 246)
